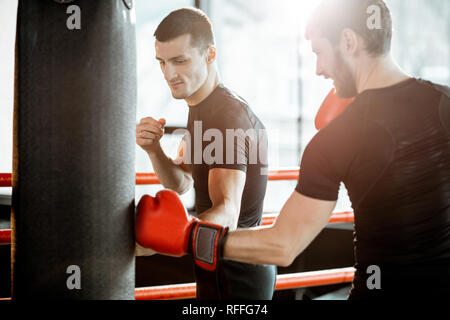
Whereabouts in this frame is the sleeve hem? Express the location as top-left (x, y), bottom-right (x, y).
top-left (295, 185), bottom-right (338, 202)
top-left (208, 164), bottom-right (247, 173)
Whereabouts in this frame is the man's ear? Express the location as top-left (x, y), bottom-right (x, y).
top-left (206, 46), bottom-right (217, 63)
top-left (340, 28), bottom-right (358, 56)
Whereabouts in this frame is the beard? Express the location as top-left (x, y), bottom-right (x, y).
top-left (333, 49), bottom-right (358, 98)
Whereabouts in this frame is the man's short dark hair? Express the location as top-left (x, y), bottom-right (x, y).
top-left (306, 0), bottom-right (392, 56)
top-left (154, 8), bottom-right (215, 51)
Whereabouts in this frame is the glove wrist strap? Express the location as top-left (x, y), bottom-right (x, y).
top-left (190, 221), bottom-right (228, 271)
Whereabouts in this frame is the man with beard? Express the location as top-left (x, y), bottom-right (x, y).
top-left (136, 0), bottom-right (450, 300)
top-left (220, 0), bottom-right (450, 299)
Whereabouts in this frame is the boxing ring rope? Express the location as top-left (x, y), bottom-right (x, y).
top-left (0, 169), bottom-right (355, 299)
top-left (0, 230), bottom-right (10, 245)
top-left (1, 170), bottom-right (300, 187)
top-left (0, 174), bottom-right (11, 187)
top-left (261, 211), bottom-right (354, 226)
top-left (0, 267), bottom-right (355, 301)
top-left (135, 267), bottom-right (356, 300)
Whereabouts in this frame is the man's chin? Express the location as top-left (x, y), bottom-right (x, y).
top-left (171, 91), bottom-right (188, 100)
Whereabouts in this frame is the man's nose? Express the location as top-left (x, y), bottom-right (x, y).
top-left (164, 63), bottom-right (177, 82)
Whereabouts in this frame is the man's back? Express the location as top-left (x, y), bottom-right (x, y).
top-left (297, 78), bottom-right (450, 298)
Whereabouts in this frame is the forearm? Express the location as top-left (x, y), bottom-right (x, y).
top-left (222, 226), bottom-right (289, 266)
top-left (223, 225), bottom-right (330, 267)
top-left (197, 201), bottom-right (239, 230)
top-left (147, 143), bottom-right (192, 194)
top-left (223, 191), bottom-right (336, 266)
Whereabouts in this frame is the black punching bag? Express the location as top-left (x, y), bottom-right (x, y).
top-left (12, 0), bottom-right (136, 299)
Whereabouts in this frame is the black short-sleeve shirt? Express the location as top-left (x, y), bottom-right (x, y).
top-left (296, 78), bottom-right (450, 298)
top-left (185, 84), bottom-right (268, 227)
top-left (184, 84), bottom-right (276, 300)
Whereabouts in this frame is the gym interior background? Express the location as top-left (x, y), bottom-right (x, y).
top-left (0, 0), bottom-right (449, 299)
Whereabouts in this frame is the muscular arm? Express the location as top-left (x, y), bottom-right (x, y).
top-left (223, 191), bottom-right (336, 266)
top-left (196, 168), bottom-right (246, 231)
top-left (136, 117), bottom-right (192, 194)
top-left (147, 139), bottom-right (193, 195)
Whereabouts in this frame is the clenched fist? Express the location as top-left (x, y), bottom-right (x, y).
top-left (136, 117), bottom-right (166, 153)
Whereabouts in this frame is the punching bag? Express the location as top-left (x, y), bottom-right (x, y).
top-left (12, 0), bottom-right (136, 299)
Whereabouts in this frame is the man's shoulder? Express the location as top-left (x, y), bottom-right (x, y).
top-left (214, 85), bottom-right (249, 110)
top-left (416, 78), bottom-right (450, 97)
top-left (211, 85), bottom-right (263, 129)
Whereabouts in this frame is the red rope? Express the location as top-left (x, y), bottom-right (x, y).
top-left (0, 174), bottom-right (11, 187)
top-left (1, 169), bottom-right (302, 188)
top-left (0, 267), bottom-right (355, 300)
top-left (135, 267), bottom-right (355, 300)
top-left (0, 229), bottom-right (11, 245)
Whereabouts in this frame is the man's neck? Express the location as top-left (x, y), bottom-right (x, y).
top-left (186, 70), bottom-right (220, 107)
top-left (356, 54), bottom-right (411, 94)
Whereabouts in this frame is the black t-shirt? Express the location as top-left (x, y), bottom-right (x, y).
top-left (296, 78), bottom-right (450, 298)
top-left (184, 84), bottom-right (276, 300)
top-left (185, 84), bottom-right (268, 227)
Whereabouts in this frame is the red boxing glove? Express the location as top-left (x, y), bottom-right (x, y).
top-left (135, 190), bottom-right (228, 271)
top-left (315, 88), bottom-right (354, 130)
top-left (135, 190), bottom-right (194, 256)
